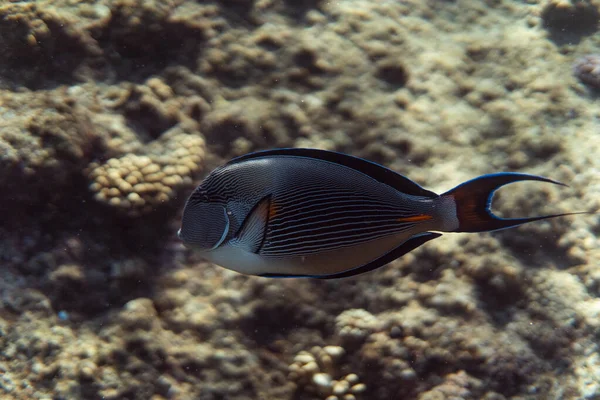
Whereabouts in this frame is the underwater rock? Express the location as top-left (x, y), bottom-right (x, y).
top-left (417, 371), bottom-right (482, 400)
top-left (118, 298), bottom-right (159, 331)
top-left (0, 2), bottom-right (105, 87)
top-left (540, 0), bottom-right (599, 44)
top-left (375, 58), bottom-right (409, 88)
top-left (573, 55), bottom-right (600, 89)
top-left (94, 0), bottom-right (217, 81)
top-left (115, 77), bottom-right (183, 143)
top-left (200, 97), bottom-right (291, 156)
top-left (0, 90), bottom-right (102, 210)
top-left (420, 269), bottom-right (477, 314)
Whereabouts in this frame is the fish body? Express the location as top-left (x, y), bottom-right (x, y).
top-left (178, 148), bottom-right (577, 279)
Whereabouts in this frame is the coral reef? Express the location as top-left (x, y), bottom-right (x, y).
top-left (0, 0), bottom-right (599, 399)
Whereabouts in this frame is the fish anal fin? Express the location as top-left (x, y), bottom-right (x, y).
top-left (235, 195), bottom-right (272, 254)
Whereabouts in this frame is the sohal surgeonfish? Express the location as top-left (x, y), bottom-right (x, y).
top-left (178, 148), bottom-right (583, 279)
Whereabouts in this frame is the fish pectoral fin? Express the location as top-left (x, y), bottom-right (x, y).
top-left (308, 232), bottom-right (443, 280)
top-left (234, 194), bottom-right (272, 254)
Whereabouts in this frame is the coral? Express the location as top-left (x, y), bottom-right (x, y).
top-left (0, 90), bottom-right (102, 210)
top-left (119, 77), bottom-right (183, 143)
top-left (99, 0), bottom-right (212, 61)
top-left (573, 54), bottom-right (600, 90)
top-left (419, 269), bottom-right (477, 314)
top-left (200, 97), bottom-right (293, 156)
top-left (417, 371), bottom-right (483, 400)
top-left (288, 346), bottom-right (366, 400)
top-left (87, 128), bottom-right (205, 217)
top-left (118, 298), bottom-right (160, 331)
top-left (0, 0), bottom-right (225, 87)
top-left (0, 1), bottom-right (104, 87)
top-left (335, 309), bottom-right (382, 342)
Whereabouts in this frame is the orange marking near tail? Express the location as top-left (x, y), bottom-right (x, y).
top-left (397, 214), bottom-right (433, 222)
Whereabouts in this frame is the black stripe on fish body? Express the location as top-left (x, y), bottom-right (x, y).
top-left (265, 178), bottom-right (420, 224)
top-left (262, 219), bottom-right (420, 256)
top-left (267, 204), bottom-right (417, 243)
top-left (260, 190), bottom-right (430, 256)
top-left (227, 148), bottom-right (439, 199)
top-left (271, 187), bottom-right (415, 218)
top-left (261, 226), bottom-right (416, 256)
top-left (189, 161), bottom-right (260, 205)
top-left (270, 211), bottom-right (414, 234)
top-left (269, 197), bottom-right (407, 227)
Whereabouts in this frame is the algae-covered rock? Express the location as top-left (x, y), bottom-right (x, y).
top-left (0, 1), bottom-right (105, 87)
top-left (0, 90), bottom-right (101, 208)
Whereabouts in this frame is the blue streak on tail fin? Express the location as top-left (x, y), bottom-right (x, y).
top-left (442, 172), bottom-right (585, 233)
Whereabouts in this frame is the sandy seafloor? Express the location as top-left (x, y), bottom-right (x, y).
top-left (1, 0), bottom-right (600, 399)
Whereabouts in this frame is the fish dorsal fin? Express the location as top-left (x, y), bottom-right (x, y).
top-left (233, 195), bottom-right (272, 254)
top-left (260, 232), bottom-right (442, 279)
top-left (228, 148), bottom-right (438, 198)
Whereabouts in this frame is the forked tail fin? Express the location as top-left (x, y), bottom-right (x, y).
top-left (442, 172), bottom-right (585, 233)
